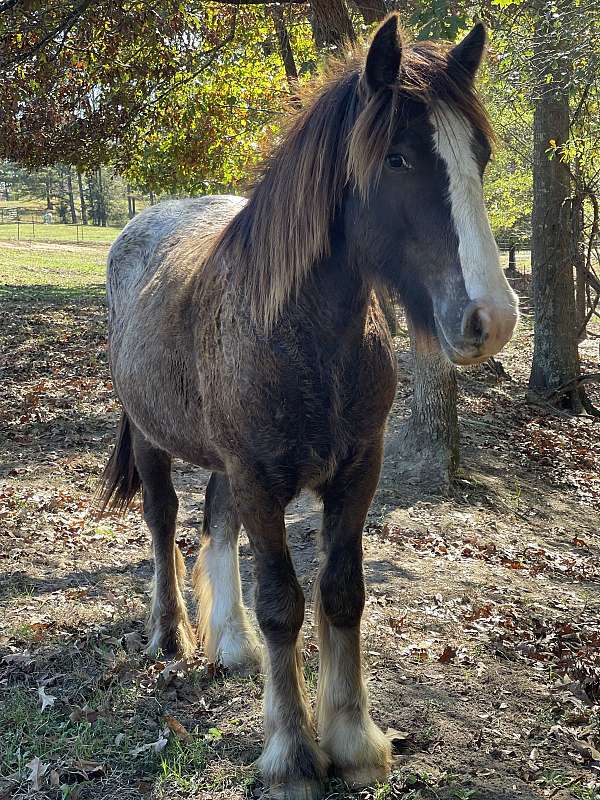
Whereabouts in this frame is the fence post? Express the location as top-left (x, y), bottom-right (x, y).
top-left (508, 243), bottom-right (516, 275)
top-left (17, 220), bottom-right (20, 241)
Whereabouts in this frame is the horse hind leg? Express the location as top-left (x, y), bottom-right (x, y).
top-left (132, 432), bottom-right (196, 658)
top-left (192, 472), bottom-right (262, 673)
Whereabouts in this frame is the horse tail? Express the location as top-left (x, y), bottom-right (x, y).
top-left (95, 411), bottom-right (141, 516)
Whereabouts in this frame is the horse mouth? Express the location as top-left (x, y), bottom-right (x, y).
top-left (434, 318), bottom-right (490, 366)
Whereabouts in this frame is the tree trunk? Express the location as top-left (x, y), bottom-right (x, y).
top-left (97, 167), bottom-right (107, 226)
top-left (309, 0), bottom-right (356, 49)
top-left (87, 174), bottom-right (97, 225)
top-left (271, 5), bottom-right (299, 88)
top-left (352, 0), bottom-right (387, 24)
top-left (528, 7), bottom-right (582, 412)
top-left (504, 242), bottom-right (519, 280)
top-left (77, 171), bottom-right (87, 225)
top-left (57, 169), bottom-right (68, 223)
top-left (66, 168), bottom-right (77, 223)
top-left (398, 322), bottom-right (459, 491)
top-left (572, 196), bottom-right (587, 341)
top-left (45, 175), bottom-right (53, 210)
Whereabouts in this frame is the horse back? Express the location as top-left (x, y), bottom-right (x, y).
top-left (105, 195), bottom-right (245, 465)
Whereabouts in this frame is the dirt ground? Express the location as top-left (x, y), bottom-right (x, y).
top-left (1, 243), bottom-right (599, 800)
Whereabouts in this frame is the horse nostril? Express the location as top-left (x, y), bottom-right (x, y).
top-left (471, 310), bottom-right (484, 340)
top-left (462, 303), bottom-right (490, 346)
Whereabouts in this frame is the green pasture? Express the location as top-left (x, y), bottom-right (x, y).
top-left (0, 243), bottom-right (107, 291)
top-left (0, 221), bottom-right (121, 246)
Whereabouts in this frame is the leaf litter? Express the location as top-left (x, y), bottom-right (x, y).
top-left (1, 250), bottom-right (599, 799)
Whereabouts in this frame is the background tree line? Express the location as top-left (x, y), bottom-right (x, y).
top-left (0, 0), bottom-right (598, 486)
top-left (0, 162), bottom-right (156, 227)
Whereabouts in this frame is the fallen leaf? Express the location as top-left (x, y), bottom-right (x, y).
top-left (130, 729), bottom-right (170, 756)
top-left (38, 685), bottom-right (57, 712)
top-left (3, 651), bottom-right (34, 667)
top-left (438, 645), bottom-right (457, 663)
top-left (152, 731), bottom-right (170, 753)
top-left (164, 714), bottom-right (191, 742)
top-left (573, 741), bottom-right (600, 763)
top-left (69, 705), bottom-right (99, 724)
top-left (30, 621), bottom-right (52, 640)
top-left (26, 757), bottom-right (48, 791)
top-left (68, 760), bottom-right (106, 780)
top-left (122, 631), bottom-right (143, 652)
top-left (158, 659), bottom-right (187, 686)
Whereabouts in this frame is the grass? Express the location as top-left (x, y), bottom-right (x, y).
top-left (536, 770), bottom-right (600, 800)
top-left (0, 687), bottom-right (130, 775)
top-left (0, 198), bottom-right (45, 211)
top-left (0, 668), bottom-right (257, 799)
top-left (0, 682), bottom-right (169, 792)
top-left (0, 242), bottom-right (106, 292)
top-left (157, 738), bottom-right (210, 791)
top-left (0, 222), bottom-right (121, 246)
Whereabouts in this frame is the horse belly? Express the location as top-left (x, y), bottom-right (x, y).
top-left (110, 309), bottom-right (222, 469)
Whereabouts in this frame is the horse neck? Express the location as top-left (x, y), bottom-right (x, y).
top-left (302, 237), bottom-right (373, 346)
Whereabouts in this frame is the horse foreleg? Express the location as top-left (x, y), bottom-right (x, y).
top-left (316, 439), bottom-right (392, 787)
top-left (233, 474), bottom-right (328, 800)
top-left (132, 433), bottom-right (196, 658)
top-left (192, 472), bottom-right (262, 672)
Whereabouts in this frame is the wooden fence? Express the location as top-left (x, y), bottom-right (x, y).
top-left (0, 219), bottom-right (91, 242)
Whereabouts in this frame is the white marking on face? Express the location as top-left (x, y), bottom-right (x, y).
top-left (429, 103), bottom-right (517, 312)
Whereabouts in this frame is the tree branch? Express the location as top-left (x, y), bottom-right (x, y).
top-left (544, 373), bottom-right (600, 402)
top-left (1, 0), bottom-right (95, 68)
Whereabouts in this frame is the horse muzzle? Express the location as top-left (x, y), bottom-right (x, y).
top-left (435, 299), bottom-right (519, 366)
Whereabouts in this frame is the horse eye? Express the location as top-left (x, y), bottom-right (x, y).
top-left (386, 153), bottom-right (412, 171)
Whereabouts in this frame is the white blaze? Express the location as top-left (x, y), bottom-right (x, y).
top-left (429, 103), bottom-right (516, 310)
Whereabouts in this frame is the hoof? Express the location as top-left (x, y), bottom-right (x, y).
top-left (259, 731), bottom-right (329, 800)
top-left (336, 764), bottom-right (391, 789)
top-left (146, 618), bottom-right (197, 659)
top-left (203, 623), bottom-right (264, 675)
top-left (268, 779), bottom-right (325, 800)
top-left (219, 640), bottom-right (264, 676)
top-left (321, 712), bottom-right (392, 788)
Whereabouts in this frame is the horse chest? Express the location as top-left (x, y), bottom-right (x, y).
top-left (254, 327), bottom-right (396, 487)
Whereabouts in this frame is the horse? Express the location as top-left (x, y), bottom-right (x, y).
top-left (98, 14), bottom-right (518, 800)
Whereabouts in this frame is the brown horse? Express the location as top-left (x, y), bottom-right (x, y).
top-left (99, 15), bottom-right (518, 800)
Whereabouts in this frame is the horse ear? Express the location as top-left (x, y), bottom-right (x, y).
top-left (364, 14), bottom-right (403, 93)
top-left (449, 23), bottom-right (486, 82)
